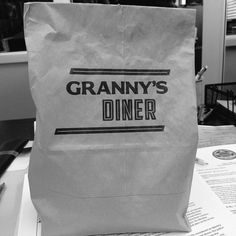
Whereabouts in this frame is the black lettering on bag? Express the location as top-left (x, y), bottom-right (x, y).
top-left (125, 82), bottom-right (138, 94)
top-left (116, 100), bottom-right (121, 121)
top-left (139, 81), bottom-right (152, 94)
top-left (145, 99), bottom-right (156, 120)
top-left (103, 100), bottom-right (113, 121)
top-left (66, 81), bottom-right (80, 95)
top-left (122, 99), bottom-right (133, 120)
top-left (97, 81), bottom-right (111, 95)
top-left (103, 99), bottom-right (157, 121)
top-left (134, 99), bottom-right (143, 120)
top-left (82, 81), bottom-right (96, 95)
top-left (111, 81), bottom-right (125, 94)
top-left (156, 81), bottom-right (168, 94)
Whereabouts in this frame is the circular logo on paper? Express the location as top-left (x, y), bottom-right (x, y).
top-left (212, 149), bottom-right (236, 160)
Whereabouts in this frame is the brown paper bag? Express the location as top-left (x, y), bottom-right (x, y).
top-left (24, 3), bottom-right (198, 235)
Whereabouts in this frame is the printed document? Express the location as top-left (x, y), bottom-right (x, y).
top-left (196, 144), bottom-right (236, 215)
top-left (154, 173), bottom-right (236, 236)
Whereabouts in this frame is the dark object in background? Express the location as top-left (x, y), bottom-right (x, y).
top-left (227, 19), bottom-right (236, 35)
top-left (200, 82), bottom-right (236, 125)
top-left (199, 103), bottom-right (236, 126)
top-left (0, 118), bottom-right (34, 178)
top-left (0, 0), bottom-right (53, 52)
top-left (0, 139), bottom-right (28, 178)
top-left (116, 0), bottom-right (176, 7)
top-left (73, 0), bottom-right (177, 7)
top-left (0, 118), bottom-right (34, 143)
top-left (2, 32), bottom-right (26, 52)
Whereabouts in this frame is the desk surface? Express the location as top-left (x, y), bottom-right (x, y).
top-left (198, 125), bottom-right (236, 148)
top-left (1, 123), bottom-right (236, 236)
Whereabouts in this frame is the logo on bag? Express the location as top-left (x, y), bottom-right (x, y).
top-left (55, 68), bottom-right (170, 135)
top-left (67, 68), bottom-right (169, 96)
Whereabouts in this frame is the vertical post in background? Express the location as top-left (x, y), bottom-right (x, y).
top-left (201, 0), bottom-right (227, 104)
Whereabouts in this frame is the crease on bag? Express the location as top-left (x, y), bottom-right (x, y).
top-left (45, 187), bottom-right (189, 200)
top-left (48, 142), bottom-right (196, 151)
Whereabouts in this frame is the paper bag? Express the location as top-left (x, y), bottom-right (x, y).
top-left (24, 3), bottom-right (198, 235)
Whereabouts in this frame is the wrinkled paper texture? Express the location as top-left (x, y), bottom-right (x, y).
top-left (24, 3), bottom-right (197, 236)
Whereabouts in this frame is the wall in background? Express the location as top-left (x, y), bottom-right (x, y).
top-left (0, 53), bottom-right (35, 120)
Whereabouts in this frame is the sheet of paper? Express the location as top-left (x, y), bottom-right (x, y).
top-left (17, 172), bottom-right (236, 236)
top-left (7, 151), bottom-right (30, 171)
top-left (153, 173), bottom-right (236, 236)
top-left (16, 174), bottom-right (39, 236)
top-left (196, 144), bottom-right (236, 215)
top-left (0, 170), bottom-right (26, 236)
top-left (25, 140), bottom-right (34, 149)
